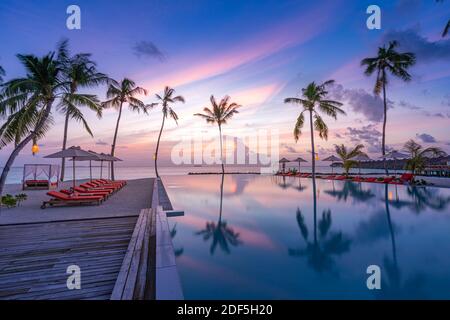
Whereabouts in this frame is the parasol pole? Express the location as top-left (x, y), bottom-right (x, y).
top-left (72, 156), bottom-right (76, 191)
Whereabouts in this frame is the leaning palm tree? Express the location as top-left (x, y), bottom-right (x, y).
top-left (403, 139), bottom-right (446, 174)
top-left (361, 41), bottom-right (416, 174)
top-left (152, 86), bottom-right (185, 178)
top-left (335, 144), bottom-right (366, 176)
top-left (57, 41), bottom-right (109, 181)
top-left (102, 78), bottom-right (149, 180)
top-left (0, 49), bottom-right (65, 195)
top-left (284, 80), bottom-right (345, 177)
top-left (194, 95), bottom-right (240, 174)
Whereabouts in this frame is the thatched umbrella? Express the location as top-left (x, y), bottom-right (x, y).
top-left (293, 157), bottom-right (307, 174)
top-left (379, 150), bottom-right (409, 175)
top-left (323, 155), bottom-right (341, 174)
top-left (279, 158), bottom-right (290, 173)
top-left (44, 146), bottom-right (97, 190)
top-left (353, 154), bottom-right (372, 175)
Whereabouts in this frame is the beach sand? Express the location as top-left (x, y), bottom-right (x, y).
top-left (0, 178), bottom-right (154, 225)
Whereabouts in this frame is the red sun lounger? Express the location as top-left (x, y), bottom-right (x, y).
top-left (41, 191), bottom-right (104, 209)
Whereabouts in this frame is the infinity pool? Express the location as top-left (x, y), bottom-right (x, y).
top-left (163, 174), bottom-right (450, 299)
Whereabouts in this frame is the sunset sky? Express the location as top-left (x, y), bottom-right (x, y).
top-left (0, 0), bottom-right (449, 167)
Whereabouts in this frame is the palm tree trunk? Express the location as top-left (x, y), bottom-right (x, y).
top-left (110, 101), bottom-right (123, 181)
top-left (0, 100), bottom-right (54, 195)
top-left (382, 73), bottom-right (389, 175)
top-left (60, 111), bottom-right (70, 181)
top-left (154, 114), bottom-right (166, 178)
top-left (218, 125), bottom-right (225, 174)
top-left (219, 173), bottom-right (224, 223)
top-left (309, 110), bottom-right (316, 177)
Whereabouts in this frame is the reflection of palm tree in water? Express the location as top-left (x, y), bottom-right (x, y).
top-left (170, 223), bottom-right (184, 257)
top-left (289, 176), bottom-right (351, 274)
top-left (407, 186), bottom-right (450, 213)
top-left (376, 184), bottom-right (426, 299)
top-left (386, 185), bottom-right (450, 214)
top-left (325, 181), bottom-right (375, 203)
top-left (196, 174), bottom-right (242, 255)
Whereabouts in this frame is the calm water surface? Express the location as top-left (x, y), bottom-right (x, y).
top-left (164, 174), bottom-right (450, 299)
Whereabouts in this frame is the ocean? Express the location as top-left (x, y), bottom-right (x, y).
top-left (1, 164), bottom-right (393, 185)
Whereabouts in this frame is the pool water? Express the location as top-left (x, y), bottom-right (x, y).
top-left (163, 174), bottom-right (450, 299)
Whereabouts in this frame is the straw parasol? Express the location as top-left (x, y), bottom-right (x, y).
top-left (293, 157), bottom-right (307, 173)
top-left (379, 150), bottom-right (409, 175)
top-left (99, 153), bottom-right (122, 179)
top-left (279, 158), bottom-right (290, 173)
top-left (353, 154), bottom-right (372, 175)
top-left (44, 146), bottom-right (97, 190)
top-left (323, 155), bottom-right (341, 174)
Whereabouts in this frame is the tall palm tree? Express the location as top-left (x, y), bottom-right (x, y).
top-left (194, 95), bottom-right (240, 174)
top-left (403, 139), bottom-right (447, 174)
top-left (152, 86), bottom-right (185, 178)
top-left (284, 80), bottom-right (345, 177)
top-left (57, 41), bottom-right (109, 181)
top-left (102, 78), bottom-right (149, 180)
top-left (0, 49), bottom-right (65, 195)
top-left (361, 41), bottom-right (416, 174)
top-left (334, 144), bottom-right (366, 176)
top-left (196, 174), bottom-right (242, 255)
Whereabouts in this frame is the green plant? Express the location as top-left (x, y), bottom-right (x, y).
top-left (15, 193), bottom-right (28, 206)
top-left (1, 194), bottom-right (18, 208)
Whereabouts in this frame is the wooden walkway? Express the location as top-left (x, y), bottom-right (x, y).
top-left (0, 215), bottom-right (138, 300)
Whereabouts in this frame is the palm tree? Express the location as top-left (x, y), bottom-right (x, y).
top-left (152, 86), bottom-right (185, 178)
top-left (102, 78), bottom-right (149, 180)
top-left (57, 41), bottom-right (109, 181)
top-left (0, 48), bottom-right (65, 195)
top-left (289, 207), bottom-right (351, 274)
top-left (334, 144), bottom-right (366, 176)
top-left (284, 80), bottom-right (345, 177)
top-left (403, 139), bottom-right (447, 174)
top-left (196, 174), bottom-right (242, 255)
top-left (361, 41), bottom-right (416, 174)
top-left (194, 95), bottom-right (240, 174)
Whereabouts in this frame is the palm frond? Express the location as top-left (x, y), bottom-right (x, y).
top-left (293, 112), bottom-right (305, 142)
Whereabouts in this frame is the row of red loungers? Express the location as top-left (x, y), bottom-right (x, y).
top-left (278, 173), bottom-right (414, 185)
top-left (41, 179), bottom-right (127, 209)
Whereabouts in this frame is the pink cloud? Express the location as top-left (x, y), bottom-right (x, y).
top-left (137, 2), bottom-right (342, 94)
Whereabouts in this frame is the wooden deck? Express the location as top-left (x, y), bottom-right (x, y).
top-left (0, 215), bottom-right (138, 300)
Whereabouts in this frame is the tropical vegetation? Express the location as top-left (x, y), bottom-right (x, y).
top-left (403, 139), bottom-right (447, 174)
top-left (361, 41), bottom-right (416, 174)
top-left (194, 95), bottom-right (240, 174)
top-left (151, 86), bottom-right (185, 178)
top-left (0, 43), bottom-right (67, 195)
top-left (334, 144), bottom-right (367, 176)
top-left (284, 80), bottom-right (345, 177)
top-left (102, 78), bottom-right (149, 180)
top-left (57, 40), bottom-right (108, 181)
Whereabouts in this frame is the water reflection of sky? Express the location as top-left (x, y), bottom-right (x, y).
top-left (164, 175), bottom-right (450, 299)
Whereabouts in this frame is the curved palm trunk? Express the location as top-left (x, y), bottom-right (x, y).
top-left (382, 73), bottom-right (389, 175)
top-left (154, 114), bottom-right (166, 178)
top-left (110, 101), bottom-right (123, 181)
top-left (218, 125), bottom-right (225, 174)
top-left (0, 100), bottom-right (54, 195)
top-left (60, 112), bottom-right (70, 181)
